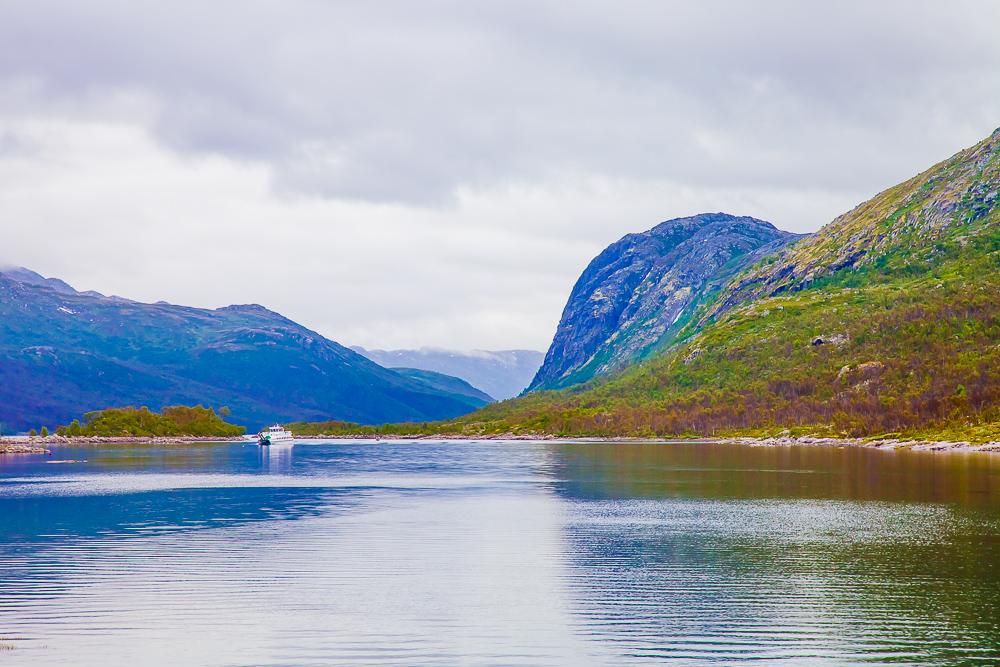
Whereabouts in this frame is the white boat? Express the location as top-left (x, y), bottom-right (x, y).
top-left (258, 424), bottom-right (294, 446)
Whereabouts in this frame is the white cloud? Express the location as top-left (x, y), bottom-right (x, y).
top-left (0, 1), bottom-right (998, 350)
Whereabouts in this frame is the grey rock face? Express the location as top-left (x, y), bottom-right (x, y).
top-left (529, 213), bottom-right (802, 391)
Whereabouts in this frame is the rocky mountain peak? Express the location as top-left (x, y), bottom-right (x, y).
top-left (0, 266), bottom-right (78, 295)
top-left (528, 213), bottom-right (802, 391)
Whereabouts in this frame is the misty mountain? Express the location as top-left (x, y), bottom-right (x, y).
top-left (352, 347), bottom-right (543, 400)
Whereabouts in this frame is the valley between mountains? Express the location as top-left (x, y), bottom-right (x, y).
top-left (2, 128), bottom-right (998, 443)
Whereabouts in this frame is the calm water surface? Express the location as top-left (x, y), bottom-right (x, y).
top-left (1, 440), bottom-right (999, 666)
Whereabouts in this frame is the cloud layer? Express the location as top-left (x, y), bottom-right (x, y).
top-left (1, 1), bottom-right (998, 349)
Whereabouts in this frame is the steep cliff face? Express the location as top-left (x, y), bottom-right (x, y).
top-left (0, 270), bottom-right (491, 431)
top-left (528, 213), bottom-right (802, 390)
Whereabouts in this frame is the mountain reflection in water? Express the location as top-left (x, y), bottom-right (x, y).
top-left (0, 440), bottom-right (998, 666)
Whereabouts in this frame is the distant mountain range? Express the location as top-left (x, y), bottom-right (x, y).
top-left (0, 269), bottom-right (490, 432)
top-left (352, 347), bottom-right (543, 400)
top-left (448, 127), bottom-right (1000, 441)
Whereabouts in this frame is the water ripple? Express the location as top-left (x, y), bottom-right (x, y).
top-left (0, 441), bottom-right (998, 665)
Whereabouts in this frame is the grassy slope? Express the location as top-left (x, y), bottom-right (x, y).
top-left (300, 129), bottom-right (1000, 442)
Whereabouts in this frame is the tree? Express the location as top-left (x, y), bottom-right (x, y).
top-left (55, 406), bottom-right (245, 437)
top-left (219, 406), bottom-right (231, 417)
top-left (40, 426), bottom-right (49, 437)
top-left (28, 428), bottom-right (37, 437)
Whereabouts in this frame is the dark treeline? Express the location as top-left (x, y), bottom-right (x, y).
top-left (57, 405), bottom-right (245, 437)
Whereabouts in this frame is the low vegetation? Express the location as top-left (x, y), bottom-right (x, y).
top-left (56, 405), bottom-right (245, 437)
top-left (284, 419), bottom-right (431, 436)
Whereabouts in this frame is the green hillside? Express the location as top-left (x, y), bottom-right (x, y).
top-left (708, 127), bottom-right (1000, 316)
top-left (390, 368), bottom-right (494, 406)
top-left (394, 128), bottom-right (1000, 442)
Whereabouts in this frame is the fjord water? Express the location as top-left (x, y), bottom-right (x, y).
top-left (1, 441), bottom-right (998, 666)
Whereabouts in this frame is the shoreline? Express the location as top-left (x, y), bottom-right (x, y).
top-left (292, 433), bottom-right (1000, 452)
top-left (716, 435), bottom-right (1000, 453)
top-left (0, 442), bottom-right (52, 454)
top-left (2, 434), bottom-right (998, 454)
top-left (0, 435), bottom-right (247, 455)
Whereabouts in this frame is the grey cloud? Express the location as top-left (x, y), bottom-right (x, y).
top-left (1, 1), bottom-right (999, 350)
top-left (2, 1), bottom-right (998, 204)
top-left (0, 129), bottom-right (36, 156)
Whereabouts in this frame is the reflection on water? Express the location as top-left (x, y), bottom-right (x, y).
top-left (552, 442), bottom-right (1000, 505)
top-left (0, 440), bottom-right (998, 665)
top-left (260, 442), bottom-right (295, 473)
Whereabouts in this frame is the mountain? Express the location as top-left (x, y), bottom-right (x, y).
top-left (390, 368), bottom-right (493, 409)
top-left (706, 127), bottom-right (1000, 318)
top-left (441, 127), bottom-right (1000, 441)
top-left (0, 270), bottom-right (492, 432)
top-left (528, 213), bottom-right (802, 391)
top-left (0, 266), bottom-right (79, 295)
top-left (352, 347), bottom-right (543, 400)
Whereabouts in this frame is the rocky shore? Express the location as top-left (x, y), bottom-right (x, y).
top-left (0, 442), bottom-right (51, 454)
top-left (2, 433), bottom-right (997, 454)
top-left (0, 435), bottom-right (246, 454)
top-left (296, 433), bottom-right (563, 441)
top-left (717, 436), bottom-right (1000, 452)
top-left (297, 433), bottom-right (1000, 452)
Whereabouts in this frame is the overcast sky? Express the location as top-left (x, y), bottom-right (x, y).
top-left (1, 1), bottom-right (998, 351)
